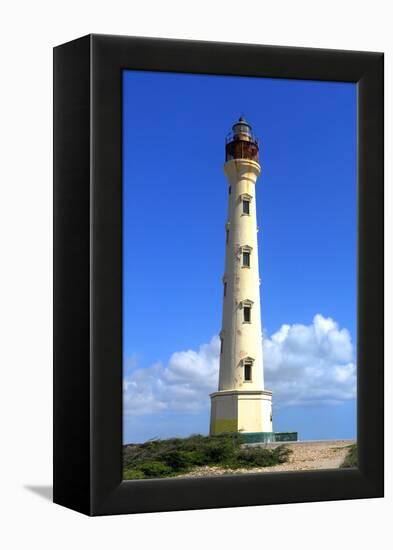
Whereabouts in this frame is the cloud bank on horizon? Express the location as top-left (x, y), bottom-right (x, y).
top-left (123, 314), bottom-right (356, 417)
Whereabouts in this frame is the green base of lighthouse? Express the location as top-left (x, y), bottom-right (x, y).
top-left (239, 431), bottom-right (298, 444)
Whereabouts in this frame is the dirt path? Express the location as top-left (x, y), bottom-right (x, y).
top-left (179, 440), bottom-right (355, 478)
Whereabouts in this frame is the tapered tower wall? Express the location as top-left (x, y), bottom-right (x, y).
top-left (219, 159), bottom-right (264, 391)
top-left (210, 119), bottom-right (273, 436)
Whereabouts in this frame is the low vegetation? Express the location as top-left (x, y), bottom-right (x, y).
top-left (123, 433), bottom-right (292, 479)
top-left (340, 444), bottom-right (357, 468)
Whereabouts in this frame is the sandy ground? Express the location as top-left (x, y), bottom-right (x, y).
top-left (179, 440), bottom-right (355, 478)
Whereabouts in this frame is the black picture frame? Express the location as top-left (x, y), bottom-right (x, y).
top-left (53, 34), bottom-right (384, 516)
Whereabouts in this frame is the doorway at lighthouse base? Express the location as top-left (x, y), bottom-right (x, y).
top-left (210, 389), bottom-right (273, 437)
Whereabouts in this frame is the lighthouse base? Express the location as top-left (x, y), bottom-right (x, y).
top-left (210, 389), bottom-right (272, 436)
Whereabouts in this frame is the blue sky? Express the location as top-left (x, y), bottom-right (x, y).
top-left (123, 70), bottom-right (357, 444)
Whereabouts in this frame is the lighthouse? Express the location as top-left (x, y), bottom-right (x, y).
top-left (210, 117), bottom-right (273, 439)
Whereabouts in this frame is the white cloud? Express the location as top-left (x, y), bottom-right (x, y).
top-left (123, 336), bottom-right (220, 415)
top-left (263, 314), bottom-right (356, 406)
top-left (123, 314), bottom-right (356, 415)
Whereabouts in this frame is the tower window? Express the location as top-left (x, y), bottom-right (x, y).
top-left (243, 306), bottom-right (251, 323)
top-left (244, 361), bottom-right (252, 381)
top-left (226, 229), bottom-right (229, 244)
top-left (220, 338), bottom-right (223, 355)
top-left (242, 251), bottom-right (250, 267)
top-left (229, 185), bottom-right (231, 194)
top-left (224, 281), bottom-right (227, 296)
top-left (242, 199), bottom-right (250, 215)
top-left (239, 245), bottom-right (252, 268)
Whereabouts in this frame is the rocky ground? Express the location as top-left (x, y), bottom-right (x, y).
top-left (179, 440), bottom-right (355, 478)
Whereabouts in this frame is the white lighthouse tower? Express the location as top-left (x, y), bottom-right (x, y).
top-left (210, 117), bottom-right (273, 438)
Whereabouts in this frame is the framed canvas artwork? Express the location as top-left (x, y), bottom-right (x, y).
top-left (53, 34), bottom-right (383, 515)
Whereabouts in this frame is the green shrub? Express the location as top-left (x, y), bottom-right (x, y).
top-left (233, 448), bottom-right (275, 467)
top-left (139, 461), bottom-right (174, 478)
top-left (201, 438), bottom-right (233, 463)
top-left (229, 445), bottom-right (292, 468)
top-left (272, 445), bottom-right (293, 464)
top-left (123, 434), bottom-right (291, 478)
top-left (341, 444), bottom-right (357, 468)
top-left (123, 468), bottom-right (145, 480)
top-left (161, 450), bottom-right (190, 471)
